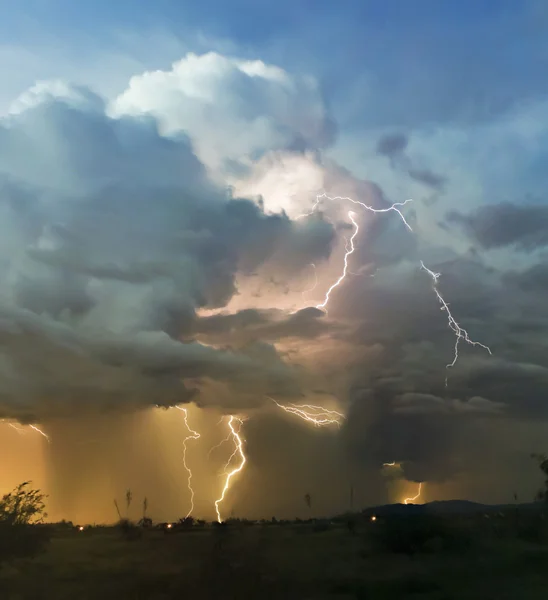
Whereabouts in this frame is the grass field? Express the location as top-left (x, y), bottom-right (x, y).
top-left (1, 514), bottom-right (548, 599)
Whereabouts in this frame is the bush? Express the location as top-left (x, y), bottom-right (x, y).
top-left (118, 518), bottom-right (142, 541)
top-left (514, 513), bottom-right (548, 543)
top-left (368, 515), bottom-right (471, 555)
top-left (0, 482), bottom-right (51, 566)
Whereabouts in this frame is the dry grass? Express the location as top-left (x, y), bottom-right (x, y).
top-left (1, 517), bottom-right (548, 599)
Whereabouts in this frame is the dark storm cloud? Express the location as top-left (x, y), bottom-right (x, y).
top-left (407, 168), bottom-right (446, 190)
top-left (321, 244), bottom-right (548, 483)
top-left (504, 262), bottom-right (548, 292)
top-left (393, 393), bottom-right (505, 416)
top-left (194, 307), bottom-right (329, 345)
top-left (375, 132), bottom-right (446, 191)
top-left (376, 132), bottom-right (408, 157)
top-left (0, 84), bottom-right (338, 420)
top-left (447, 202), bottom-right (548, 251)
top-left (0, 304), bottom-right (300, 422)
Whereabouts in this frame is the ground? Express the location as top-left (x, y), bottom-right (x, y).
top-left (1, 516), bottom-right (548, 599)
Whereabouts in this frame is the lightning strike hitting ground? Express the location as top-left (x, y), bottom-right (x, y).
top-left (420, 261), bottom-right (492, 373)
top-left (214, 416), bottom-right (246, 523)
top-left (175, 406), bottom-right (201, 518)
top-left (268, 397), bottom-right (344, 427)
top-left (404, 482), bottom-right (423, 505)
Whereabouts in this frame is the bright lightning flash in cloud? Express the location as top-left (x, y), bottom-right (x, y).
top-left (268, 397), bottom-right (344, 427)
top-left (175, 406), bottom-right (201, 518)
top-left (214, 416), bottom-right (246, 523)
top-left (404, 482), bottom-right (424, 505)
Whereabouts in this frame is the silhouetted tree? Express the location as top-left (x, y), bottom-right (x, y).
top-left (532, 453), bottom-right (548, 501)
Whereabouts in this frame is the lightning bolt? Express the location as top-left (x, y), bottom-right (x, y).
top-left (299, 192), bottom-right (490, 371)
top-left (315, 211), bottom-right (359, 313)
top-left (305, 193), bottom-right (411, 312)
top-left (420, 261), bottom-right (492, 375)
top-left (214, 416), bottom-right (246, 523)
top-left (404, 482), bottom-right (423, 505)
top-left (268, 397), bottom-right (344, 427)
top-left (28, 424), bottom-right (51, 443)
top-left (207, 431), bottom-right (233, 460)
top-left (175, 406), bottom-right (201, 518)
top-left (5, 421), bottom-right (26, 435)
top-left (382, 461), bottom-right (398, 467)
top-left (3, 420), bottom-right (50, 442)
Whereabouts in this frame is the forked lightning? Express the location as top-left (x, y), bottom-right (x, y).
top-left (214, 416), bottom-right (247, 523)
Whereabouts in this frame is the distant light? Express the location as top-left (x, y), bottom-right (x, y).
top-left (370, 515), bottom-right (377, 522)
top-left (166, 523), bottom-right (173, 529)
top-left (78, 526), bottom-right (84, 531)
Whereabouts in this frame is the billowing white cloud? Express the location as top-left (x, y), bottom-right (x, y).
top-left (111, 52), bottom-right (336, 174)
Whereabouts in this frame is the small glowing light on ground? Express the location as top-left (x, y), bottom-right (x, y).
top-left (78, 526), bottom-right (84, 532)
top-left (370, 515), bottom-right (377, 522)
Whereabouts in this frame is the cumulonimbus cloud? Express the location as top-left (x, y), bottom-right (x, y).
top-left (0, 73), bottom-right (338, 421)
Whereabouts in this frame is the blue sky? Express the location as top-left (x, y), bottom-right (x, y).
top-left (2, 0), bottom-right (547, 130)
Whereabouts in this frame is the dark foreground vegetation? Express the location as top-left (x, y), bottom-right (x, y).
top-left (4, 463), bottom-right (548, 599)
top-left (3, 507), bottom-right (548, 598)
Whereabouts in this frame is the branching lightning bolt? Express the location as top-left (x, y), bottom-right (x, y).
top-left (299, 192), bottom-right (490, 371)
top-left (175, 406), bottom-right (201, 518)
top-left (404, 482), bottom-right (423, 505)
top-left (214, 416), bottom-right (246, 523)
top-left (420, 261), bottom-right (492, 374)
top-left (309, 193), bottom-right (411, 312)
top-left (316, 211), bottom-right (359, 312)
top-left (268, 397), bottom-right (344, 427)
top-left (207, 431), bottom-right (233, 460)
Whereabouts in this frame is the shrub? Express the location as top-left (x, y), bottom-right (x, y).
top-left (0, 482), bottom-right (51, 566)
top-left (368, 515), bottom-right (471, 555)
top-left (118, 518), bottom-right (142, 541)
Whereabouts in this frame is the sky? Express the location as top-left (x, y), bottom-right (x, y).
top-left (1, 0), bottom-right (548, 523)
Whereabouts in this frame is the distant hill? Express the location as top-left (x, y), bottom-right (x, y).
top-left (360, 499), bottom-right (542, 517)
